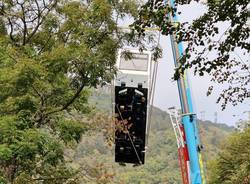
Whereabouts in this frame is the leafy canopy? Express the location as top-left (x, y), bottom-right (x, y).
top-left (0, 0), bottom-right (140, 183)
top-left (208, 127), bottom-right (250, 184)
top-left (132, 0), bottom-right (249, 109)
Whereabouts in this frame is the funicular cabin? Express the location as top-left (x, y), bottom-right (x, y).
top-left (114, 49), bottom-right (152, 165)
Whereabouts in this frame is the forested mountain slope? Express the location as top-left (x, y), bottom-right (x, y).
top-left (68, 89), bottom-right (234, 184)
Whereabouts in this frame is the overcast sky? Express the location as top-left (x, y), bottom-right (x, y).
top-left (119, 1), bottom-right (249, 126)
top-left (153, 1), bottom-right (250, 126)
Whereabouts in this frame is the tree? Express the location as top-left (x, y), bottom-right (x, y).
top-left (0, 0), bottom-right (140, 183)
top-left (208, 128), bottom-right (250, 184)
top-left (236, 118), bottom-right (250, 132)
top-left (132, 0), bottom-right (249, 109)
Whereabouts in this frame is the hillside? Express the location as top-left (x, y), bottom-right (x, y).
top-left (69, 89), bottom-right (234, 183)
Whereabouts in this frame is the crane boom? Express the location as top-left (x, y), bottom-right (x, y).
top-left (166, 0), bottom-right (206, 183)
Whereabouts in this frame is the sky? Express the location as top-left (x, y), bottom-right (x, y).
top-left (152, 1), bottom-right (250, 126)
top-left (118, 1), bottom-right (249, 126)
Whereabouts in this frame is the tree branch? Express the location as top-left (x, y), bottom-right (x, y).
top-left (31, 85), bottom-right (45, 106)
top-left (26, 0), bottom-right (58, 43)
top-left (19, 2), bottom-right (27, 45)
top-left (46, 83), bottom-right (85, 115)
top-left (38, 29), bottom-right (53, 54)
top-left (7, 18), bottom-right (16, 43)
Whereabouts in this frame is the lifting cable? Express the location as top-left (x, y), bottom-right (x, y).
top-left (115, 104), bottom-right (143, 165)
top-left (146, 31), bottom-right (161, 146)
top-left (110, 85), bottom-right (143, 164)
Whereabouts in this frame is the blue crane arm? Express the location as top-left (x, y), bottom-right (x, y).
top-left (165, 0), bottom-right (206, 183)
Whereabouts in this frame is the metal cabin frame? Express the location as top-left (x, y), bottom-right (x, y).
top-left (114, 49), bottom-right (153, 165)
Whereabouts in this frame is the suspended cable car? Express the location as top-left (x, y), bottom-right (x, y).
top-left (113, 49), bottom-right (155, 165)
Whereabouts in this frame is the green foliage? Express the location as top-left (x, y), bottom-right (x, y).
top-left (0, 144), bottom-right (12, 162)
top-left (56, 119), bottom-right (87, 144)
top-left (72, 110), bottom-right (233, 183)
top-left (0, 115), bottom-right (64, 175)
top-left (133, 0), bottom-right (249, 109)
top-left (74, 90), bottom-right (233, 183)
top-left (236, 118), bottom-right (250, 131)
top-left (0, 0), bottom-right (140, 183)
top-left (208, 128), bottom-right (250, 184)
